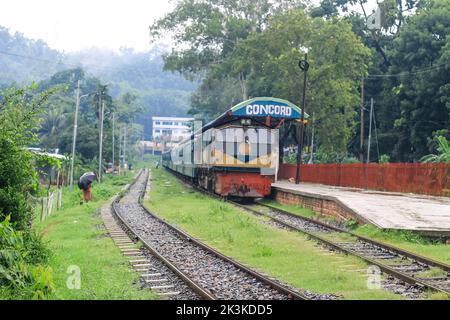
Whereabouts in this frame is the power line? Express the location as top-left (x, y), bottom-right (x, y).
top-left (366, 62), bottom-right (449, 79)
top-left (0, 49), bottom-right (121, 74)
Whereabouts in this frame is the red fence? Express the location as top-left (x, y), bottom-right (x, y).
top-left (278, 163), bottom-right (450, 197)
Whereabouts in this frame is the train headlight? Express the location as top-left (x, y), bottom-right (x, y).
top-left (240, 119), bottom-right (251, 126)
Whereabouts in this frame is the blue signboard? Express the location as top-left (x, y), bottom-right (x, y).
top-left (230, 97), bottom-right (305, 119)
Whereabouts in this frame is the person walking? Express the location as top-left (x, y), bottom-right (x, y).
top-left (78, 172), bottom-right (97, 203)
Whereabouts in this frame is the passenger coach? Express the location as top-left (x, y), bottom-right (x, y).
top-left (162, 97), bottom-right (306, 198)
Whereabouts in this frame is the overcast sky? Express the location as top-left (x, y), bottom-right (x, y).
top-left (0, 0), bottom-right (377, 53)
top-left (0, 0), bottom-right (175, 52)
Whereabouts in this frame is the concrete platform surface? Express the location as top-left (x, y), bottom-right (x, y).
top-left (272, 181), bottom-right (450, 233)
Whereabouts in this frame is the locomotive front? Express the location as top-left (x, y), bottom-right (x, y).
top-left (164, 97), bottom-right (306, 199)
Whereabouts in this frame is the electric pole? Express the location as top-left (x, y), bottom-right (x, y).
top-left (296, 52), bottom-right (309, 184)
top-left (69, 80), bottom-right (81, 190)
top-left (98, 98), bottom-right (104, 182)
top-left (123, 124), bottom-right (127, 170)
top-left (118, 125), bottom-right (122, 175)
top-left (367, 98), bottom-right (374, 163)
top-left (359, 78), bottom-right (365, 163)
top-left (112, 112), bottom-right (115, 174)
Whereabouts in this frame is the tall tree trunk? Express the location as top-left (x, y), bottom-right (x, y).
top-left (239, 71), bottom-right (248, 101)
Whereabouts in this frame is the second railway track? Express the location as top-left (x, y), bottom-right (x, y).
top-left (165, 167), bottom-right (449, 299)
top-left (112, 169), bottom-right (315, 300)
top-left (234, 201), bottom-right (450, 297)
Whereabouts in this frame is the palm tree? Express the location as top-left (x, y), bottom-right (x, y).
top-left (420, 136), bottom-right (450, 163)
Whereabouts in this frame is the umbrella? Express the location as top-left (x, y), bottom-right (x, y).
top-left (78, 172), bottom-right (97, 190)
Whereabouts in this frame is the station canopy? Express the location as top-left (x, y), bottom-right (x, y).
top-left (201, 97), bottom-right (308, 132)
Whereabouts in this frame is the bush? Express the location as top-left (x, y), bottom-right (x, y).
top-left (379, 154), bottom-right (390, 164)
top-left (0, 216), bottom-right (53, 299)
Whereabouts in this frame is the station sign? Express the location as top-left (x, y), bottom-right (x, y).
top-left (231, 98), bottom-right (304, 119)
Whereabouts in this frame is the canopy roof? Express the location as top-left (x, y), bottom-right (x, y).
top-left (200, 97), bottom-right (308, 132)
top-left (230, 97), bottom-right (307, 119)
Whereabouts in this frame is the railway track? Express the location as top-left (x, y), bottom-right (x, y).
top-left (234, 201), bottom-right (450, 297)
top-left (111, 169), bottom-right (313, 300)
top-left (163, 168), bottom-right (449, 298)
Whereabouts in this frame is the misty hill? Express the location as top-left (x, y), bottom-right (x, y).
top-left (65, 46), bottom-right (197, 139)
top-left (0, 26), bottom-right (197, 139)
top-left (0, 26), bottom-right (65, 86)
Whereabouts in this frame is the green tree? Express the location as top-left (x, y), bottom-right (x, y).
top-left (150, 0), bottom-right (306, 96)
top-left (387, 0), bottom-right (450, 161)
top-left (0, 84), bottom-right (55, 229)
top-left (228, 10), bottom-right (371, 154)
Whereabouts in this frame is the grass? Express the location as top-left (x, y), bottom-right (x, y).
top-left (259, 199), bottom-right (450, 265)
top-left (144, 168), bottom-right (412, 300)
top-left (32, 171), bottom-right (157, 300)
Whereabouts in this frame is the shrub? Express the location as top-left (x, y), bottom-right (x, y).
top-left (379, 154), bottom-right (390, 164)
top-left (0, 216), bottom-right (53, 299)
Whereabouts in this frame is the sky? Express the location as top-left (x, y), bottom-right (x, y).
top-left (0, 0), bottom-right (175, 53)
top-left (0, 0), bottom-right (378, 53)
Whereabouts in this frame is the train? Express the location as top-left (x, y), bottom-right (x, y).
top-left (162, 97), bottom-right (305, 198)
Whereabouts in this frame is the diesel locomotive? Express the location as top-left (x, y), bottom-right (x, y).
top-left (162, 97), bottom-right (305, 198)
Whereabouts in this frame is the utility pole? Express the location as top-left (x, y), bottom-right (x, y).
top-left (359, 78), bottom-right (365, 163)
top-left (123, 124), bottom-right (127, 170)
top-left (118, 125), bottom-right (122, 175)
top-left (296, 52), bottom-right (309, 184)
top-left (98, 97), bottom-right (104, 182)
top-left (367, 98), bottom-right (374, 163)
top-left (309, 114), bottom-right (314, 164)
top-left (112, 112), bottom-right (115, 174)
top-left (69, 80), bottom-right (81, 190)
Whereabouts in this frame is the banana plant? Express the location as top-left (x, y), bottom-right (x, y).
top-left (420, 136), bottom-right (450, 163)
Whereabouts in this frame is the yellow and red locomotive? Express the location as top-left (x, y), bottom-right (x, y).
top-left (162, 97), bottom-right (305, 198)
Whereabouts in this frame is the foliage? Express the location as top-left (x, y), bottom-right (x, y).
top-left (150, 0), bottom-right (306, 78)
top-left (307, 0), bottom-right (450, 162)
top-left (386, 0), bottom-right (450, 161)
top-left (0, 216), bottom-right (53, 299)
top-left (283, 150), bottom-right (297, 164)
top-left (379, 154), bottom-right (391, 164)
top-left (0, 84), bottom-right (57, 229)
top-left (344, 219), bottom-right (359, 229)
top-left (152, 3), bottom-right (370, 155)
top-left (36, 68), bottom-right (145, 172)
top-left (420, 136), bottom-right (450, 163)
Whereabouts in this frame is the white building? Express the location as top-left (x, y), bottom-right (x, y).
top-left (152, 116), bottom-right (194, 143)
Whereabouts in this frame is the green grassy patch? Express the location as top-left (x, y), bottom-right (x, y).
top-left (145, 168), bottom-right (409, 300)
top-left (353, 225), bottom-right (450, 265)
top-left (259, 199), bottom-right (450, 265)
top-left (33, 172), bottom-right (157, 300)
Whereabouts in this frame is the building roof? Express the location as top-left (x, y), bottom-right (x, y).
top-left (28, 148), bottom-right (67, 160)
top-left (152, 116), bottom-right (194, 121)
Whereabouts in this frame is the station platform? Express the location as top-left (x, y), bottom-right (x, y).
top-left (271, 181), bottom-right (450, 236)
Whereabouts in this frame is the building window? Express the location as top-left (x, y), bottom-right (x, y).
top-left (162, 129), bottom-right (172, 135)
top-left (155, 121), bottom-right (161, 125)
top-left (162, 121), bottom-right (172, 126)
top-left (155, 129), bottom-right (161, 133)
